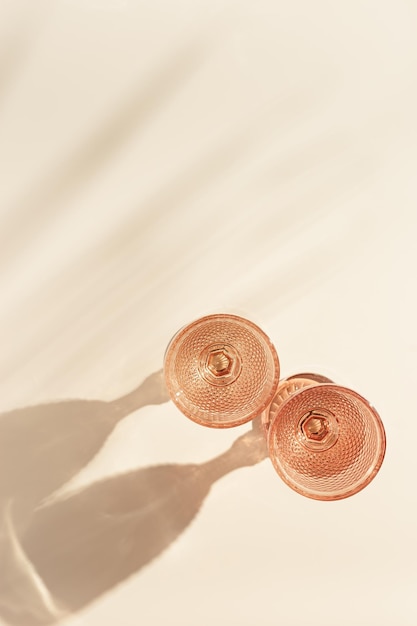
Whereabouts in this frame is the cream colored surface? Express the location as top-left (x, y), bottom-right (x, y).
top-left (0, 0), bottom-right (416, 625)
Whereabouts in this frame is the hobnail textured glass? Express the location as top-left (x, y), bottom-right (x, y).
top-left (266, 377), bottom-right (386, 501)
top-left (164, 314), bottom-right (280, 428)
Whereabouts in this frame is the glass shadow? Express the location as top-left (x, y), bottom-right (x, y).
top-left (0, 418), bottom-right (267, 625)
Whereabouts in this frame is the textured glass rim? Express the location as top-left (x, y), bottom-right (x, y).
top-left (164, 313), bottom-right (280, 428)
top-left (267, 383), bottom-right (386, 501)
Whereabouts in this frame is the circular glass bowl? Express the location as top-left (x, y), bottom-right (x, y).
top-left (164, 314), bottom-right (280, 428)
top-left (265, 376), bottom-right (386, 501)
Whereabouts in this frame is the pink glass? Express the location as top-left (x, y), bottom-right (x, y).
top-left (164, 314), bottom-right (280, 428)
top-left (262, 374), bottom-right (386, 501)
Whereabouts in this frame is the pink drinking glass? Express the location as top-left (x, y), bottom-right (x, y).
top-left (262, 374), bottom-right (386, 501)
top-left (164, 314), bottom-right (280, 428)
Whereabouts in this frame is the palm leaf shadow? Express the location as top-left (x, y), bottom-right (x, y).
top-left (0, 41), bottom-right (205, 265)
top-left (0, 2), bottom-right (51, 106)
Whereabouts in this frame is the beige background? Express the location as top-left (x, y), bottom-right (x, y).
top-left (0, 0), bottom-right (416, 625)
